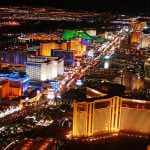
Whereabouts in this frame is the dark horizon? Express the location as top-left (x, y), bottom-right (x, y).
top-left (0, 0), bottom-right (150, 13)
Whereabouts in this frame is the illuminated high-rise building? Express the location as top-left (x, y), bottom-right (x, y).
top-left (140, 27), bottom-right (150, 48)
top-left (73, 96), bottom-right (150, 137)
top-left (131, 22), bottom-right (147, 32)
top-left (69, 37), bottom-right (86, 57)
top-left (130, 31), bottom-right (141, 44)
top-left (39, 42), bottom-right (59, 56)
top-left (0, 51), bottom-right (27, 65)
top-left (26, 56), bottom-right (64, 81)
top-left (130, 22), bottom-right (147, 44)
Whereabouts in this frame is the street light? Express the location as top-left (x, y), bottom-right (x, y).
top-left (120, 70), bottom-right (123, 85)
top-left (37, 90), bottom-right (40, 94)
top-left (25, 97), bottom-right (29, 101)
top-left (47, 93), bottom-right (55, 100)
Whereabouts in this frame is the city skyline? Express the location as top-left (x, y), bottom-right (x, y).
top-left (0, 0), bottom-right (150, 13)
top-left (0, 1), bottom-right (150, 149)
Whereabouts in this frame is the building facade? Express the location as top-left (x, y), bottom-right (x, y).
top-left (73, 96), bottom-right (150, 137)
top-left (130, 31), bottom-right (142, 44)
top-left (0, 79), bottom-right (22, 99)
top-left (145, 58), bottom-right (150, 82)
top-left (51, 50), bottom-right (74, 66)
top-left (131, 22), bottom-right (147, 32)
top-left (40, 42), bottom-right (59, 56)
top-left (0, 51), bottom-right (27, 65)
top-left (0, 72), bottom-right (29, 93)
top-left (26, 56), bottom-right (64, 81)
top-left (140, 34), bottom-right (150, 48)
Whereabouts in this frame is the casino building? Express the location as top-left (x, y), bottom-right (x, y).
top-left (130, 21), bottom-right (147, 44)
top-left (73, 96), bottom-right (150, 137)
top-left (0, 71), bottom-right (30, 99)
top-left (140, 27), bottom-right (150, 48)
top-left (26, 56), bottom-right (64, 81)
top-left (40, 42), bottom-right (60, 56)
top-left (0, 71), bottom-right (29, 93)
top-left (144, 58), bottom-right (150, 82)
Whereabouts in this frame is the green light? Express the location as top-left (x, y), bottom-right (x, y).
top-left (63, 30), bottom-right (105, 42)
top-left (63, 30), bottom-right (92, 40)
top-left (97, 37), bottom-right (105, 42)
top-left (63, 30), bottom-right (76, 40)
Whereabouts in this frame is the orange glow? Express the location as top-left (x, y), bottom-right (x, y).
top-left (0, 79), bottom-right (22, 99)
top-left (40, 43), bottom-right (59, 56)
top-left (27, 34), bottom-right (60, 41)
top-left (131, 22), bottom-right (147, 32)
top-left (131, 32), bottom-right (141, 44)
top-left (73, 96), bottom-right (150, 137)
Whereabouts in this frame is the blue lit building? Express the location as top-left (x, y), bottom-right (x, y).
top-left (43, 80), bottom-right (59, 91)
top-left (82, 39), bottom-right (91, 48)
top-left (0, 71), bottom-right (30, 92)
top-left (29, 81), bottom-right (42, 88)
top-left (0, 51), bottom-right (27, 65)
top-left (51, 49), bottom-right (74, 66)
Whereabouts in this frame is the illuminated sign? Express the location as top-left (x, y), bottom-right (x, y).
top-left (104, 61), bottom-right (109, 69)
top-left (76, 80), bottom-right (83, 86)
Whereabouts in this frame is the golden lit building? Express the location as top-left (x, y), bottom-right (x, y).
top-left (147, 145), bottom-right (150, 150)
top-left (0, 79), bottom-right (9, 99)
top-left (130, 22), bottom-right (147, 44)
top-left (130, 31), bottom-right (141, 44)
top-left (40, 42), bottom-right (59, 56)
top-left (60, 42), bottom-right (68, 50)
top-left (131, 22), bottom-right (147, 32)
top-left (0, 79), bottom-right (22, 99)
top-left (69, 38), bottom-right (81, 50)
top-left (114, 74), bottom-right (143, 91)
top-left (73, 96), bottom-right (150, 137)
top-left (69, 38), bottom-right (86, 57)
top-left (132, 76), bottom-right (143, 91)
top-left (40, 38), bottom-right (87, 57)
top-left (9, 86), bottom-right (22, 97)
top-left (144, 58), bottom-right (150, 82)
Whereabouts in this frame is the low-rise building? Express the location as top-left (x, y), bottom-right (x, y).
top-left (0, 79), bottom-right (22, 99)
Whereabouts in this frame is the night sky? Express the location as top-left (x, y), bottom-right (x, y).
top-left (0, 0), bottom-right (150, 13)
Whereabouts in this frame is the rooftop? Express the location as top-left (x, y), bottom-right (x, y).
top-left (27, 56), bottom-right (62, 63)
top-left (0, 71), bottom-right (29, 82)
top-left (0, 79), bottom-right (8, 85)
